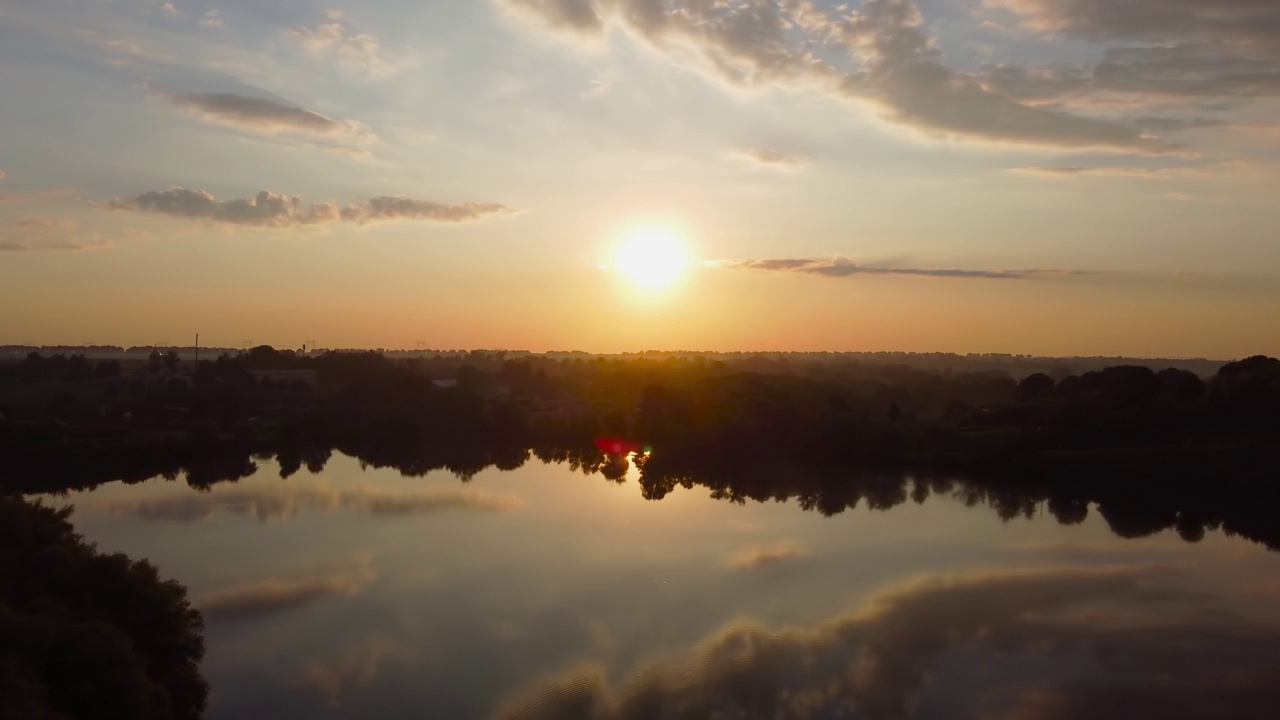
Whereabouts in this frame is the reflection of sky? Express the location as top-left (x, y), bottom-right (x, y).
top-left (38, 454), bottom-right (1280, 719)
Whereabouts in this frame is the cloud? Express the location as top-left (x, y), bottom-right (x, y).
top-left (160, 2), bottom-right (179, 18)
top-left (498, 0), bottom-right (1167, 152)
top-left (100, 188), bottom-right (517, 227)
top-left (722, 257), bottom-right (1083, 280)
top-left (1, 217), bottom-right (113, 252)
top-left (505, 0), bottom-right (605, 36)
top-left (728, 540), bottom-right (809, 569)
top-left (109, 485), bottom-right (522, 523)
top-left (199, 561), bottom-right (375, 620)
top-left (982, 1), bottom-right (1280, 105)
top-left (284, 19), bottom-right (398, 79)
top-left (293, 637), bottom-right (411, 708)
top-left (1011, 161), bottom-right (1238, 179)
top-left (734, 148), bottom-right (811, 169)
top-left (495, 566), bottom-right (1280, 720)
top-left (154, 90), bottom-right (373, 142)
top-left (73, 28), bottom-right (173, 64)
top-left (339, 487), bottom-right (522, 516)
top-left (989, 0), bottom-right (1280, 55)
top-left (0, 169), bottom-right (6, 181)
top-left (200, 10), bottom-right (223, 29)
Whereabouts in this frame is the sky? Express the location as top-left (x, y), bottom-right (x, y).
top-left (2, 0), bottom-right (1279, 357)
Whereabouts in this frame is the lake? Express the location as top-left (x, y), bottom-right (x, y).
top-left (34, 453), bottom-right (1280, 719)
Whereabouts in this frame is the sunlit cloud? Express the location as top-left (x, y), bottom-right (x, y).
top-left (727, 540), bottom-right (809, 569)
top-left (200, 10), bottom-right (223, 30)
top-left (100, 188), bottom-right (517, 228)
top-left (109, 484), bottom-right (522, 523)
top-left (199, 559), bottom-right (375, 620)
top-left (496, 566), bottom-right (1280, 720)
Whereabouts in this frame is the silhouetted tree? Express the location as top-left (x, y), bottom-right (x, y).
top-left (1017, 373), bottom-right (1055, 402)
top-left (0, 498), bottom-right (207, 720)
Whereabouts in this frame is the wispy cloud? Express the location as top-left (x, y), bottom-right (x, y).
top-left (720, 257), bottom-right (1085, 281)
top-left (200, 10), bottom-right (223, 30)
top-left (100, 188), bottom-right (517, 228)
top-left (728, 540), bottom-right (809, 569)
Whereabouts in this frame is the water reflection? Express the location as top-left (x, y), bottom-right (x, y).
top-left (109, 485), bottom-right (521, 524)
top-left (497, 567), bottom-right (1280, 720)
top-left (27, 453), bottom-right (1280, 719)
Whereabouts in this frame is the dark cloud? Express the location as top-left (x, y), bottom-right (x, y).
top-left (155, 90), bottom-right (372, 139)
top-left (199, 562), bottom-right (375, 620)
top-left (727, 540), bottom-right (809, 569)
top-left (495, 567), bottom-right (1280, 720)
top-left (724, 257), bottom-right (1080, 280)
top-left (500, 0), bottom-right (1164, 152)
top-left (100, 188), bottom-right (516, 227)
top-left (110, 485), bottom-right (522, 523)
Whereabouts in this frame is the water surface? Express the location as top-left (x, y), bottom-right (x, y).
top-left (39, 454), bottom-right (1280, 719)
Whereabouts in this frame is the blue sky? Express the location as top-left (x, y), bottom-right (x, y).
top-left (3, 0), bottom-right (1280, 355)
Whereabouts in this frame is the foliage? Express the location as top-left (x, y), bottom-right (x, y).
top-left (0, 498), bottom-right (208, 720)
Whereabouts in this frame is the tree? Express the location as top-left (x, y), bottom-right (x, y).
top-left (1017, 373), bottom-right (1055, 402)
top-left (0, 498), bottom-right (208, 720)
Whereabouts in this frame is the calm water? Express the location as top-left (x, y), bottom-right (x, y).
top-left (36, 454), bottom-right (1280, 719)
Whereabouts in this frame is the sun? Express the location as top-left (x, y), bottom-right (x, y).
top-left (610, 227), bottom-right (691, 291)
